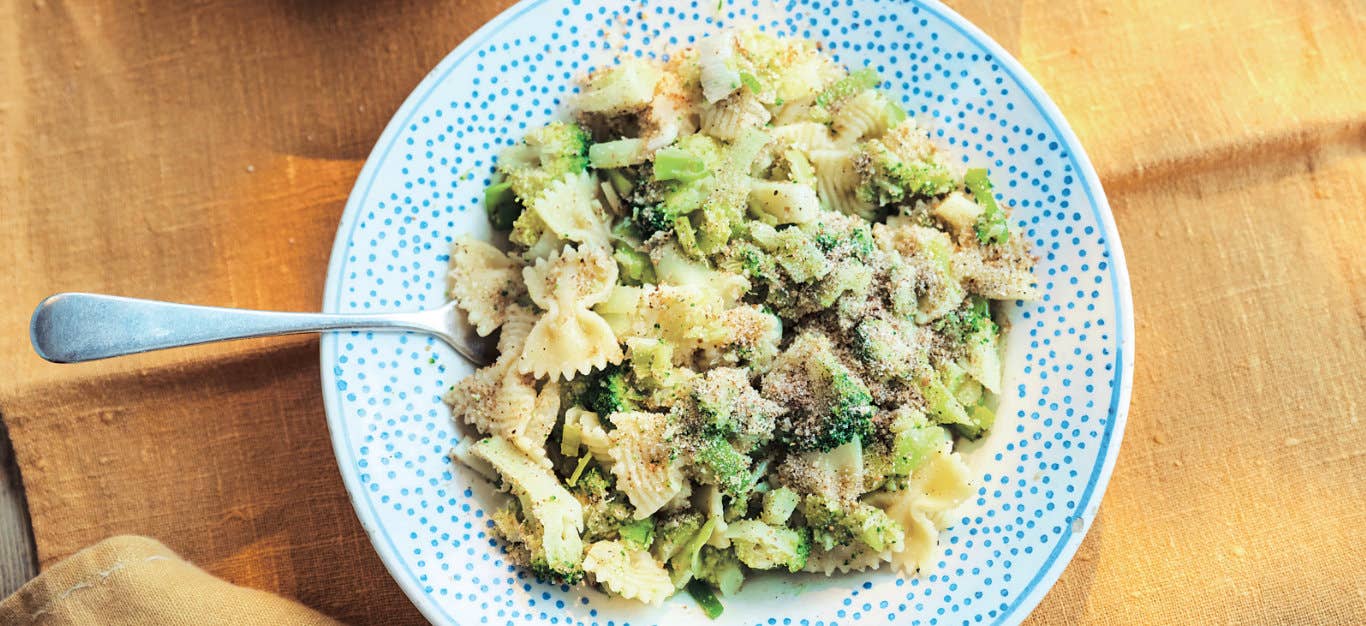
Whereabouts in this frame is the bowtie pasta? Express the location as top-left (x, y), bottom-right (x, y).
top-left (444, 28), bottom-right (1036, 615)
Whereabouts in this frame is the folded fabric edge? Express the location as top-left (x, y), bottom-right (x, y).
top-left (0, 535), bottom-right (341, 626)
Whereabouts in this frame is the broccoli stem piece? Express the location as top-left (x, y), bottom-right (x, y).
top-left (686, 580), bottom-right (725, 619)
top-left (588, 138), bottom-right (645, 169)
top-left (695, 436), bottom-right (753, 500)
top-left (566, 455), bottom-right (592, 486)
top-left (613, 245), bottom-right (657, 285)
top-left (483, 180), bottom-right (522, 230)
top-left (965, 168), bottom-right (1010, 245)
top-left (653, 147), bottom-right (710, 182)
top-left (619, 518), bottom-right (656, 551)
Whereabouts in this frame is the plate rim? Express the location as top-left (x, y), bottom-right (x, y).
top-left (319, 1), bottom-right (1136, 624)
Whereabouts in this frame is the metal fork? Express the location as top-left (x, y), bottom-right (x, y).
top-left (30, 293), bottom-right (496, 365)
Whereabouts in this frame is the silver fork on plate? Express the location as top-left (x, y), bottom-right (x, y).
top-left (29, 293), bottom-right (495, 365)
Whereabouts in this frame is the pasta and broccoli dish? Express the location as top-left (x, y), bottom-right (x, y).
top-left (442, 28), bottom-right (1037, 614)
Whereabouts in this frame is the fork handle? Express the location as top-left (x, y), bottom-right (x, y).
top-left (29, 293), bottom-right (440, 363)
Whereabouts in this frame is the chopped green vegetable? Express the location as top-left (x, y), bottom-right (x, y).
top-left (738, 71), bottom-right (763, 94)
top-left (483, 180), bottom-right (522, 230)
top-left (853, 139), bottom-right (955, 207)
top-left (653, 147), bottom-right (710, 182)
top-left (566, 455), bottom-right (592, 486)
top-left (589, 138), bottom-right (645, 169)
top-left (814, 67), bottom-right (881, 109)
top-left (619, 518), bottom-right (655, 551)
top-left (726, 520), bottom-right (811, 572)
top-left (613, 245), bottom-right (657, 285)
top-left (696, 546), bottom-right (745, 595)
top-left (606, 168), bottom-right (635, 197)
top-left (577, 363), bottom-right (639, 417)
top-left (686, 580), bottom-right (724, 619)
top-left (760, 487), bottom-right (800, 525)
top-left (965, 168), bottom-right (1009, 244)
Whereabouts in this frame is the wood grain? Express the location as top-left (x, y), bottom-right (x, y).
top-left (0, 419), bottom-right (37, 598)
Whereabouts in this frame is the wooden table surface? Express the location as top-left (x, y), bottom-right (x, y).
top-left (0, 423), bottom-right (37, 597)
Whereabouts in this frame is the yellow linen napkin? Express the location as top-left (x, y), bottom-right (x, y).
top-left (0, 536), bottom-right (340, 626)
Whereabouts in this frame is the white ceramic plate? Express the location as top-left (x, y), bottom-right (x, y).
top-left (321, 1), bottom-right (1134, 624)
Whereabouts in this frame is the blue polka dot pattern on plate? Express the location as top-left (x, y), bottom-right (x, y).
top-left (319, 0), bottom-right (1134, 625)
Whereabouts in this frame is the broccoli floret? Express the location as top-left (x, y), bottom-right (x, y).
top-left (763, 332), bottom-right (876, 452)
top-left (853, 316), bottom-right (925, 381)
top-left (632, 203), bottom-right (677, 236)
top-left (735, 241), bottom-right (778, 279)
top-left (666, 517), bottom-right (718, 586)
top-left (489, 504), bottom-right (583, 584)
top-left (694, 436), bottom-right (754, 500)
top-left (651, 512), bottom-right (706, 564)
top-left (628, 135), bottom-right (724, 238)
top-left (725, 520), bottom-right (811, 572)
top-left (673, 369), bottom-right (783, 499)
top-left (530, 559), bottom-right (584, 585)
top-left (916, 365), bottom-right (996, 440)
top-left (934, 297), bottom-right (997, 346)
top-left (571, 464), bottom-right (614, 499)
top-left (695, 546), bottom-right (746, 596)
top-left (760, 487), bottom-right (801, 525)
top-left (625, 337), bottom-right (675, 388)
top-left (567, 466), bottom-right (634, 544)
top-left (748, 222), bottom-right (830, 284)
top-left (853, 139), bottom-right (955, 208)
top-left (661, 131), bottom-right (726, 180)
top-left (810, 220), bottom-right (874, 259)
top-left (632, 181), bottom-right (709, 238)
top-left (619, 518), bottom-right (656, 551)
top-left (576, 363), bottom-right (640, 417)
top-left (861, 410), bottom-right (954, 491)
top-left (800, 495), bottom-right (904, 553)
top-left (531, 121), bottom-right (592, 174)
top-left (694, 129), bottom-right (771, 253)
top-left (691, 368), bottom-right (781, 450)
top-left (964, 168), bottom-right (1010, 245)
top-left (498, 121), bottom-right (592, 203)
top-left (818, 366), bottom-right (877, 450)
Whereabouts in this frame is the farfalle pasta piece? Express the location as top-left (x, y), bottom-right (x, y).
top-left (582, 540), bottom-right (675, 606)
top-left (517, 245), bottom-right (624, 379)
top-left (497, 305), bottom-right (538, 356)
top-left (526, 171), bottom-right (611, 250)
top-left (771, 122), bottom-right (837, 153)
top-left (564, 406), bottom-right (613, 466)
top-left (700, 91), bottom-right (772, 142)
top-left (447, 237), bottom-right (527, 337)
top-left (607, 411), bottom-right (685, 519)
top-left (500, 381), bottom-right (561, 468)
top-left (445, 353), bottom-right (532, 441)
top-left (810, 148), bottom-right (875, 220)
top-left (832, 90), bottom-right (903, 145)
top-left (641, 67), bottom-right (699, 151)
top-left (866, 444), bottom-right (974, 575)
top-left (518, 312), bottom-right (621, 380)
